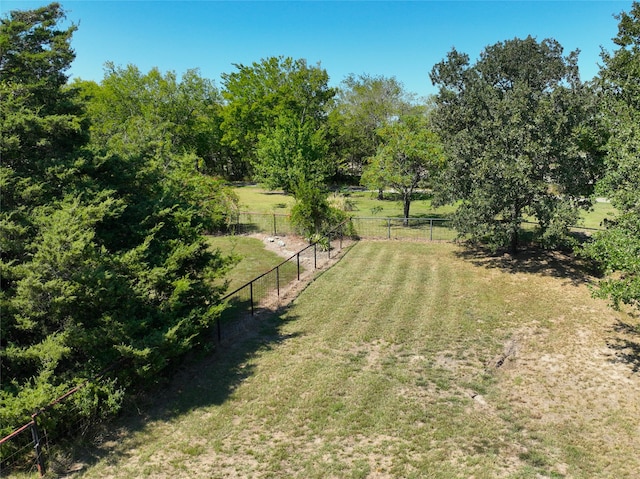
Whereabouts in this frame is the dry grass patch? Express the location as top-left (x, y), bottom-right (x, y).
top-left (70, 242), bottom-right (639, 479)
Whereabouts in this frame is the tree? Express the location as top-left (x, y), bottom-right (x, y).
top-left (220, 56), bottom-right (335, 179)
top-left (255, 114), bottom-right (332, 193)
top-left (76, 64), bottom-right (238, 232)
top-left (583, 2), bottom-right (640, 313)
top-left (430, 36), bottom-right (606, 253)
top-left (361, 113), bottom-right (444, 224)
top-left (0, 3), bottom-right (230, 440)
top-left (329, 74), bottom-right (413, 180)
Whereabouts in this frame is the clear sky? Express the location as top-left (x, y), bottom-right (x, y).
top-left (1, 0), bottom-right (633, 98)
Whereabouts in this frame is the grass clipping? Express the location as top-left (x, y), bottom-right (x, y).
top-left (77, 242), bottom-right (640, 479)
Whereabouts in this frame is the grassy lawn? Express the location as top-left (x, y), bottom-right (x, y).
top-left (232, 185), bottom-right (615, 228)
top-left (72, 242), bottom-right (640, 478)
top-left (207, 235), bottom-right (292, 293)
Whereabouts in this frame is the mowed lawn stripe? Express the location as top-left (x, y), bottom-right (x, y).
top-left (76, 241), bottom-right (640, 479)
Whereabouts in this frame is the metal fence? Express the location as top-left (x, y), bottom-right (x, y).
top-left (216, 221), bottom-right (349, 340)
top-left (224, 213), bottom-right (601, 243)
top-left (229, 212), bottom-right (295, 236)
top-left (227, 213), bottom-right (456, 241)
top-left (0, 369), bottom-right (116, 477)
top-left (350, 217), bottom-right (456, 241)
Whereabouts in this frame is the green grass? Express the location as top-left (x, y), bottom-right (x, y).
top-left (233, 184), bottom-right (295, 213)
top-left (207, 235), bottom-right (291, 292)
top-left (578, 199), bottom-right (618, 229)
top-left (232, 185), bottom-right (615, 228)
top-left (73, 242), bottom-right (639, 478)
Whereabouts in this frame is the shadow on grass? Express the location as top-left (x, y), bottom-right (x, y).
top-left (73, 305), bottom-right (300, 470)
top-left (608, 319), bottom-right (640, 373)
top-left (454, 244), bottom-right (599, 287)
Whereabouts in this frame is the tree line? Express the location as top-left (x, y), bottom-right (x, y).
top-left (1, 1), bottom-right (639, 444)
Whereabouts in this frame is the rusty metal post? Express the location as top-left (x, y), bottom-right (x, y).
top-left (30, 415), bottom-right (45, 477)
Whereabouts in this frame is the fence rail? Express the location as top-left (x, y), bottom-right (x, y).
top-left (227, 212), bottom-right (601, 242)
top-left (216, 220), bottom-right (349, 341)
top-left (1, 212), bottom-right (601, 475)
top-left (351, 217), bottom-right (456, 241)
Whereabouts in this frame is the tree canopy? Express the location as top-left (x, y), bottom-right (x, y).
top-left (329, 74), bottom-right (413, 179)
top-left (361, 112), bottom-right (444, 222)
top-left (220, 56), bottom-right (335, 179)
top-left (0, 3), bottom-right (232, 438)
top-left (430, 36), bottom-right (606, 252)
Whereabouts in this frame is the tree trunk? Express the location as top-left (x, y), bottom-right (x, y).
top-left (509, 203), bottom-right (521, 254)
top-left (509, 228), bottom-right (519, 254)
top-left (377, 188), bottom-right (384, 200)
top-left (403, 194), bottom-right (411, 226)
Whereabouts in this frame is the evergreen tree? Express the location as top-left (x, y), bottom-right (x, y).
top-left (1, 3), bottom-right (230, 438)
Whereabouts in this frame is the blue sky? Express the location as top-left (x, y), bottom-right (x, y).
top-left (1, 1), bottom-right (633, 98)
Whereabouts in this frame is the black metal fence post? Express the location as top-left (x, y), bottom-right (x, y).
top-left (387, 219), bottom-right (391, 239)
top-left (430, 219), bottom-right (433, 241)
top-left (314, 243), bottom-right (317, 269)
top-left (250, 281), bottom-right (254, 316)
top-left (297, 253), bottom-right (300, 280)
top-left (276, 266), bottom-right (280, 297)
top-left (273, 214), bottom-right (277, 236)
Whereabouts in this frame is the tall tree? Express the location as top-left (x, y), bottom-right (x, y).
top-left (329, 74), bottom-right (413, 180)
top-left (220, 56), bottom-right (335, 179)
top-left (430, 36), bottom-right (606, 252)
top-left (583, 2), bottom-right (640, 313)
top-left (361, 112), bottom-right (444, 224)
top-left (0, 3), bottom-right (230, 440)
top-left (76, 64), bottom-right (238, 233)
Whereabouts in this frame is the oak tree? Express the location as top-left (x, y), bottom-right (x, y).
top-left (430, 36), bottom-right (605, 252)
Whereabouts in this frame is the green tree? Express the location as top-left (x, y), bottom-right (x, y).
top-left (329, 74), bottom-right (413, 180)
top-left (361, 113), bottom-right (445, 224)
top-left (583, 2), bottom-right (640, 312)
top-left (76, 64), bottom-right (238, 232)
top-left (430, 36), bottom-right (606, 253)
top-left (0, 3), bottom-right (230, 441)
top-left (220, 56), bottom-right (335, 179)
top-left (255, 114), bottom-right (332, 193)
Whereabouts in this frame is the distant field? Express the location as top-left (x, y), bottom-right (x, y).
top-left (232, 185), bottom-right (616, 229)
top-left (74, 242), bottom-right (640, 479)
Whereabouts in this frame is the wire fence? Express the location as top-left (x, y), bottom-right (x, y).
top-left (0, 221), bottom-right (351, 477)
top-left (0, 213), bottom-right (601, 475)
top-left (216, 220), bottom-right (350, 341)
top-left (229, 212), bottom-right (296, 236)
top-left (0, 369), bottom-right (117, 477)
top-left (350, 217), bottom-right (457, 241)
top-left (226, 212), bottom-right (602, 243)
